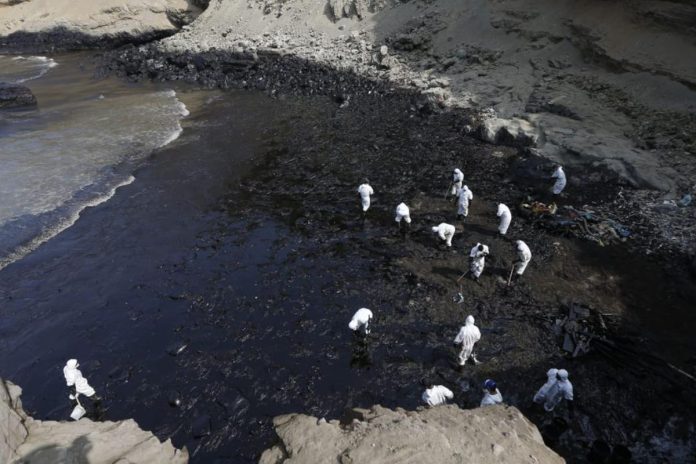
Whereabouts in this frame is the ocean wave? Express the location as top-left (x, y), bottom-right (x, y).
top-left (0, 176), bottom-right (135, 272)
top-left (4, 55), bottom-right (58, 83)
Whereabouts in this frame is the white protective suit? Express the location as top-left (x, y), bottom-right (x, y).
top-left (63, 359), bottom-right (96, 398)
top-left (552, 166), bottom-right (566, 195)
top-left (454, 315), bottom-right (481, 365)
top-left (497, 203), bottom-right (512, 235)
top-left (451, 168), bottom-right (464, 195)
top-left (357, 184), bottom-right (374, 212)
top-left (432, 223), bottom-right (456, 247)
top-left (470, 243), bottom-right (489, 278)
top-left (533, 368), bottom-right (558, 403)
top-left (422, 385), bottom-right (454, 407)
top-left (395, 202), bottom-right (411, 224)
top-left (515, 240), bottom-right (532, 275)
top-left (544, 369), bottom-right (574, 411)
top-left (349, 308), bottom-right (373, 334)
top-left (481, 389), bottom-right (503, 407)
top-left (457, 185), bottom-right (473, 217)
top-left (63, 359), bottom-right (80, 386)
top-left (74, 376), bottom-right (96, 397)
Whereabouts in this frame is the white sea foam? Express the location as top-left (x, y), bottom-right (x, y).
top-left (0, 86), bottom-right (189, 270)
top-left (6, 55), bottom-right (58, 83)
top-left (0, 176), bottom-right (135, 272)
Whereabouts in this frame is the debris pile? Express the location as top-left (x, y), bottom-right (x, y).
top-left (520, 202), bottom-right (630, 246)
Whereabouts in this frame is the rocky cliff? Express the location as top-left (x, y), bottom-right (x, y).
top-left (259, 404), bottom-right (565, 464)
top-left (0, 0), bottom-right (204, 49)
top-left (0, 378), bottom-right (188, 464)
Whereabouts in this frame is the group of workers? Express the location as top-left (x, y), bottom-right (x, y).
top-left (60, 165), bottom-right (569, 422)
top-left (353, 164), bottom-right (573, 414)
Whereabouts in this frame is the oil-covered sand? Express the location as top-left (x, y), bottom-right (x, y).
top-left (1, 86), bottom-right (695, 463)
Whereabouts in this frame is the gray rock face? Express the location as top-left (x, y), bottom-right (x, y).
top-left (259, 404), bottom-right (565, 464)
top-left (0, 378), bottom-right (188, 464)
top-left (0, 83), bottom-right (37, 108)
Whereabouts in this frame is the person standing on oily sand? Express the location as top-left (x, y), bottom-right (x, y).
top-left (348, 308), bottom-right (373, 335)
top-left (551, 165), bottom-right (567, 195)
top-left (513, 240), bottom-right (532, 279)
top-left (497, 203), bottom-right (512, 236)
top-left (544, 369), bottom-right (574, 414)
top-left (395, 202), bottom-right (411, 230)
top-left (357, 179), bottom-right (374, 215)
top-left (533, 368), bottom-right (558, 404)
top-left (453, 315), bottom-right (481, 366)
top-left (450, 168), bottom-right (464, 197)
top-left (480, 379), bottom-right (503, 407)
top-left (469, 242), bottom-right (489, 281)
top-left (456, 185), bottom-right (473, 220)
top-left (63, 359), bottom-right (97, 400)
top-left (431, 222), bottom-right (456, 247)
top-left (422, 383), bottom-right (454, 407)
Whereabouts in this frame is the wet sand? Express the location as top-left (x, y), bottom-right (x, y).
top-left (1, 75), bottom-right (695, 463)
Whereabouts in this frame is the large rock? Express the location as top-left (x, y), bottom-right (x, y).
top-left (0, 378), bottom-right (188, 464)
top-left (0, 0), bottom-right (203, 48)
top-left (259, 404), bottom-right (565, 464)
top-left (0, 83), bottom-right (37, 108)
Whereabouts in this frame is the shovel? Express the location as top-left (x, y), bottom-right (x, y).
top-left (507, 264), bottom-right (516, 286)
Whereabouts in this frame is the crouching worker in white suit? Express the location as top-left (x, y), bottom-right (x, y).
top-left (422, 383), bottom-right (454, 407)
top-left (432, 223), bottom-right (456, 247)
top-left (349, 308), bottom-right (373, 335)
top-left (552, 165), bottom-right (566, 195)
top-left (395, 202), bottom-right (411, 231)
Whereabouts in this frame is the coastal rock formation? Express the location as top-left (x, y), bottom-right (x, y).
top-left (0, 0), bottom-right (203, 48)
top-left (259, 404), bottom-right (565, 464)
top-left (0, 378), bottom-right (188, 464)
top-left (0, 83), bottom-right (36, 108)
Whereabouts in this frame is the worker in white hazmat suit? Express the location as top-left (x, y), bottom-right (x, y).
top-left (395, 202), bottom-right (411, 228)
top-left (514, 240), bottom-right (532, 277)
top-left (349, 308), bottom-right (373, 335)
top-left (480, 379), bottom-right (503, 407)
top-left (422, 383), bottom-right (454, 407)
top-left (469, 243), bottom-right (489, 280)
top-left (533, 368), bottom-right (558, 404)
top-left (431, 223), bottom-right (456, 247)
top-left (497, 203), bottom-right (512, 235)
top-left (453, 315), bottom-right (481, 365)
top-left (357, 180), bottom-right (374, 213)
top-left (544, 369), bottom-right (574, 412)
top-left (456, 185), bottom-right (473, 219)
top-left (450, 168), bottom-right (464, 196)
top-left (63, 359), bottom-right (98, 400)
top-left (552, 165), bottom-right (566, 195)
top-left (63, 359), bottom-right (81, 387)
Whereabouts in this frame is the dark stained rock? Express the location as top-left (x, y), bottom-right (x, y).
top-left (0, 83), bottom-right (37, 108)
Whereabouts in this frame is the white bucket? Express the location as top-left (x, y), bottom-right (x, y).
top-left (70, 404), bottom-right (86, 421)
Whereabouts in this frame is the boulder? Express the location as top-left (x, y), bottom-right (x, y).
top-left (0, 83), bottom-right (37, 108)
top-left (259, 404), bottom-right (565, 464)
top-left (0, 378), bottom-right (188, 464)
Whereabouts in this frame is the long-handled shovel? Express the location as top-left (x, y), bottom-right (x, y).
top-left (444, 182), bottom-right (453, 200)
top-left (507, 264), bottom-right (516, 286)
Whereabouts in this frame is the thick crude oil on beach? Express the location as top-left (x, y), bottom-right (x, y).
top-left (1, 53), bottom-right (695, 463)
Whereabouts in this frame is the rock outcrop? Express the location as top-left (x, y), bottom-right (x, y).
top-left (259, 404), bottom-right (565, 464)
top-left (0, 0), bottom-right (203, 49)
top-left (0, 83), bottom-right (37, 108)
top-left (0, 378), bottom-right (188, 464)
